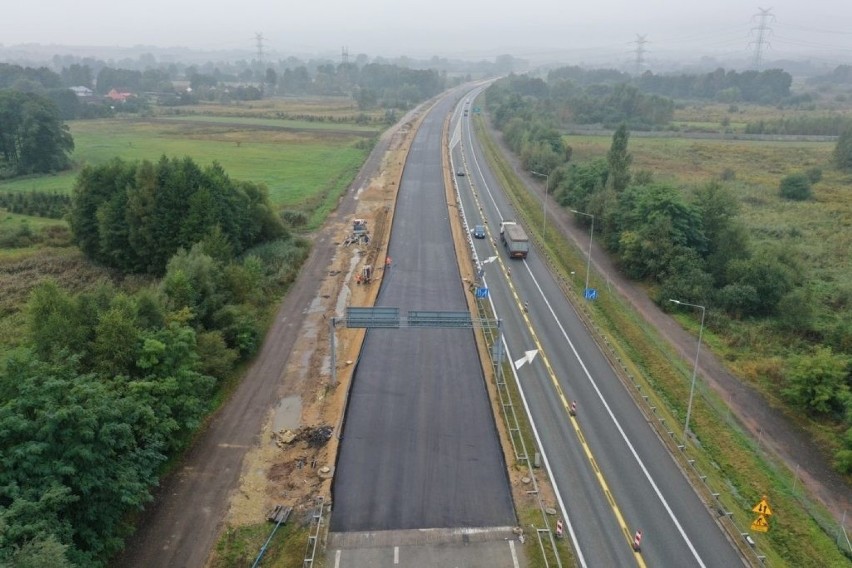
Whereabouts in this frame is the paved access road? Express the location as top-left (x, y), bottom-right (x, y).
top-left (331, 93), bottom-right (515, 533)
top-left (451, 88), bottom-right (745, 567)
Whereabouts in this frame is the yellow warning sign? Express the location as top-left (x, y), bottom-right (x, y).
top-left (751, 514), bottom-right (769, 533)
top-left (752, 496), bottom-right (772, 516)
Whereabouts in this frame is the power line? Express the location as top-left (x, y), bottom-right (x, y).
top-left (750, 7), bottom-right (775, 69)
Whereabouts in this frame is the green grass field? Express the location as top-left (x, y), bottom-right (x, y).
top-left (0, 116), bottom-right (378, 216)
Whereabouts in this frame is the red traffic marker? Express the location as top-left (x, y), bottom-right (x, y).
top-left (570, 400), bottom-right (577, 416)
top-left (632, 529), bottom-right (642, 552)
top-left (555, 519), bottom-right (564, 538)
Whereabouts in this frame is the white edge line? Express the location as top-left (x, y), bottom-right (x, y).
top-left (523, 260), bottom-right (707, 567)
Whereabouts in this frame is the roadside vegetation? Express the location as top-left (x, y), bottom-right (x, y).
top-left (0, 72), bottom-right (409, 564)
top-left (477, 69), bottom-right (852, 565)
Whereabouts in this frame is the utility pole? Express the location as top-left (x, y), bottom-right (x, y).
top-left (632, 34), bottom-right (648, 76)
top-left (750, 8), bottom-right (774, 69)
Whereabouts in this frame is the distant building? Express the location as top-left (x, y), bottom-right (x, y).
top-left (70, 86), bottom-right (94, 98)
top-left (106, 88), bottom-right (134, 102)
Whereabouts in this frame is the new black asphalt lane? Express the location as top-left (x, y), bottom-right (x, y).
top-left (331, 95), bottom-right (516, 532)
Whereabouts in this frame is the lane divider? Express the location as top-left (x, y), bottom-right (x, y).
top-left (461, 160), bottom-right (646, 568)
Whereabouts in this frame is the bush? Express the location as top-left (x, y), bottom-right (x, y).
top-left (778, 173), bottom-right (813, 201)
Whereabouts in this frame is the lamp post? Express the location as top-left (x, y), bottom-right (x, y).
top-left (530, 170), bottom-right (549, 237)
top-left (570, 210), bottom-right (594, 298)
top-left (669, 299), bottom-right (706, 440)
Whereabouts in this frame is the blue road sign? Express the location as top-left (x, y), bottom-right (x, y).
top-left (475, 287), bottom-right (489, 299)
top-left (584, 288), bottom-right (597, 300)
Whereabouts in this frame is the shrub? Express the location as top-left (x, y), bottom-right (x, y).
top-left (778, 173), bottom-right (812, 201)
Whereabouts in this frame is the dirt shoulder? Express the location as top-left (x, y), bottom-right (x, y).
top-left (481, 117), bottom-right (852, 526)
top-left (206, 105), bottom-right (426, 559)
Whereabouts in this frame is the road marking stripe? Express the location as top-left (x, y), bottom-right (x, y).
top-left (334, 549), bottom-right (341, 568)
top-left (493, 253), bottom-right (646, 566)
top-left (524, 261), bottom-right (707, 567)
top-left (509, 540), bottom-right (519, 568)
top-left (394, 545), bottom-right (399, 564)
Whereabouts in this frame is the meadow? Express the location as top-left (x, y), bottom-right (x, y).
top-left (566, 135), bottom-right (851, 293)
top-left (0, 111), bottom-right (380, 220)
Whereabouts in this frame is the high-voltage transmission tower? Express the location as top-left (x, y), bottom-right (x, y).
top-left (254, 32), bottom-right (265, 65)
top-left (632, 34), bottom-right (648, 75)
top-left (750, 8), bottom-right (774, 69)
top-left (341, 46), bottom-right (349, 66)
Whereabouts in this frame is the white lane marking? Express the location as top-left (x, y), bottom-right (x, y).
top-left (491, 309), bottom-right (587, 568)
top-left (509, 540), bottom-right (520, 568)
top-left (461, 92), bottom-right (706, 565)
top-left (523, 261), bottom-right (707, 567)
top-left (334, 549), bottom-right (341, 568)
top-left (394, 545), bottom-right (399, 564)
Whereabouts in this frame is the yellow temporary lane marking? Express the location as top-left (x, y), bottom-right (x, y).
top-left (462, 167), bottom-right (646, 567)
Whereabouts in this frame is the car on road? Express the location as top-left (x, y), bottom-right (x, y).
top-left (473, 224), bottom-right (486, 239)
top-left (456, 170), bottom-right (465, 176)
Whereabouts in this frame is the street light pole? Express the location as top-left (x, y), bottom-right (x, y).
top-left (530, 170), bottom-right (549, 237)
top-left (570, 209), bottom-right (594, 298)
top-left (669, 299), bottom-right (706, 440)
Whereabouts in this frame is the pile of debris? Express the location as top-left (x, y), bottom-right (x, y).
top-left (274, 425), bottom-right (334, 449)
top-left (343, 218), bottom-right (371, 246)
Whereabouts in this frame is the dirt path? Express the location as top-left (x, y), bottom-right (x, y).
top-left (483, 118), bottom-right (852, 528)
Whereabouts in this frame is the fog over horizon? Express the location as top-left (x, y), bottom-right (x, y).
top-left (3, 0), bottom-right (851, 67)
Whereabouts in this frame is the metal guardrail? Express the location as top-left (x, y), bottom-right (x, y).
top-left (302, 496), bottom-right (326, 568)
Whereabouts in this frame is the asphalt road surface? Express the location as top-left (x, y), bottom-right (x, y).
top-left (331, 93), bottom-right (516, 532)
top-left (451, 90), bottom-right (745, 567)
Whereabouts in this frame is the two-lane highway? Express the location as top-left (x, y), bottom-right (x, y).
top-left (451, 90), bottom-right (744, 567)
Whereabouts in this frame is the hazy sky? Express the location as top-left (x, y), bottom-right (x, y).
top-left (4, 0), bottom-right (851, 62)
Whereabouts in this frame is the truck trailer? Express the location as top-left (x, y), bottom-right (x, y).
top-left (500, 222), bottom-right (530, 259)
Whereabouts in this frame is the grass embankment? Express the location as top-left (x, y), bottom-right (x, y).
top-left (473, 115), bottom-right (850, 567)
top-left (211, 521), bottom-right (311, 568)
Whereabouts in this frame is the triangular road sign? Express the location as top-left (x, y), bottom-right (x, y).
top-left (751, 514), bottom-right (769, 533)
top-left (752, 497), bottom-right (772, 516)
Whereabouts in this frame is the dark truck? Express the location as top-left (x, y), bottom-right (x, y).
top-left (500, 221), bottom-right (530, 259)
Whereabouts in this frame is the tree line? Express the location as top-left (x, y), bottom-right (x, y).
top-left (0, 191), bottom-right (70, 218)
top-left (547, 65), bottom-right (793, 104)
top-left (0, 157), bottom-right (309, 566)
top-left (488, 74), bottom-right (675, 132)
